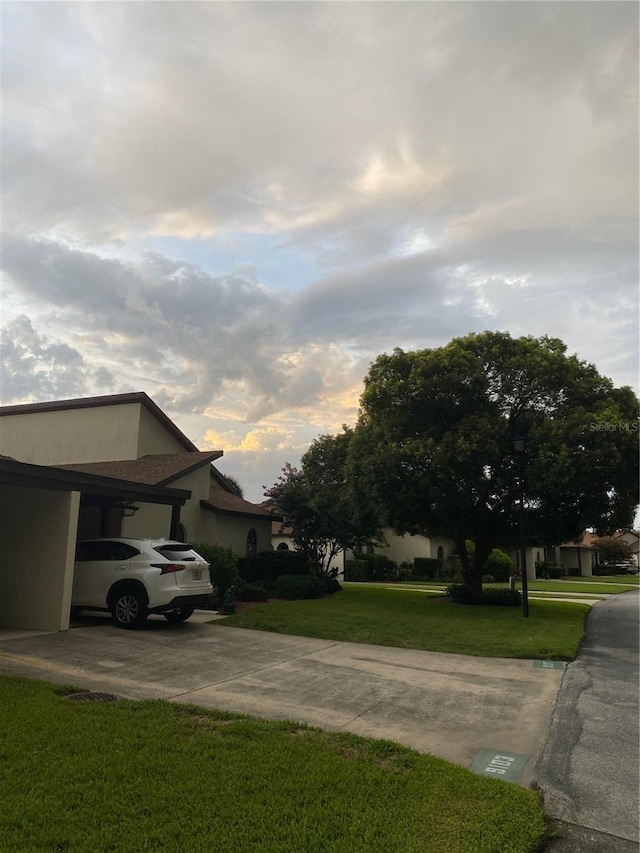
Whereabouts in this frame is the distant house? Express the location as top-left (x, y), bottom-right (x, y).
top-left (0, 393), bottom-right (278, 631)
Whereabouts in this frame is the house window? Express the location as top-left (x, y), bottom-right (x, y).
top-left (437, 545), bottom-right (444, 563)
top-left (277, 542), bottom-right (290, 551)
top-left (246, 529), bottom-right (257, 557)
top-left (178, 523), bottom-right (188, 543)
top-left (366, 544), bottom-right (374, 554)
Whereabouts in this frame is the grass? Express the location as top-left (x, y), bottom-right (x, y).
top-left (380, 577), bottom-right (639, 595)
top-left (219, 585), bottom-right (588, 660)
top-left (0, 676), bottom-right (549, 853)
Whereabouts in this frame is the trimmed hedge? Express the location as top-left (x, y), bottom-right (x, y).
top-left (193, 542), bottom-right (239, 607)
top-left (276, 575), bottom-right (326, 600)
top-left (236, 582), bottom-right (270, 602)
top-left (535, 562), bottom-right (566, 579)
top-left (413, 557), bottom-right (440, 580)
top-left (344, 560), bottom-right (369, 581)
top-left (257, 550), bottom-right (310, 576)
top-left (445, 584), bottom-right (522, 607)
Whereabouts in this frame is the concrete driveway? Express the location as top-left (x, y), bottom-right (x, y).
top-left (0, 613), bottom-right (564, 787)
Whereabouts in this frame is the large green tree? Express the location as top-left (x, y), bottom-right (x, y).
top-left (265, 429), bottom-right (381, 575)
top-left (348, 332), bottom-right (639, 594)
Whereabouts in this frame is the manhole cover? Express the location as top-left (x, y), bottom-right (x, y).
top-left (64, 692), bottom-right (122, 703)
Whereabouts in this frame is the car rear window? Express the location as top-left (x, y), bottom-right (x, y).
top-left (76, 542), bottom-right (140, 561)
top-left (153, 543), bottom-right (201, 562)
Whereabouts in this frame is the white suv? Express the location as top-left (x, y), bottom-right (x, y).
top-left (73, 538), bottom-right (213, 629)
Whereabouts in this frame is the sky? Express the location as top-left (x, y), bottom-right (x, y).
top-left (1, 1), bottom-right (638, 503)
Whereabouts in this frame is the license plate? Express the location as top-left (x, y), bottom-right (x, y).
top-left (192, 570), bottom-right (202, 581)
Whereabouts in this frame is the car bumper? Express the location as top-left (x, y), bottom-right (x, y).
top-left (149, 593), bottom-right (215, 613)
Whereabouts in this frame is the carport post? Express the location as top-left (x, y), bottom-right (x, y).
top-left (170, 505), bottom-right (181, 540)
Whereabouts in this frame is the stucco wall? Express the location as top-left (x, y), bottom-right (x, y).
top-left (0, 486), bottom-right (79, 630)
top-left (137, 405), bottom-right (192, 456)
top-left (200, 511), bottom-right (273, 556)
top-left (0, 405), bottom-right (141, 464)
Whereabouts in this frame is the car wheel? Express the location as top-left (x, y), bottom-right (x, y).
top-left (163, 607), bottom-right (194, 623)
top-left (111, 588), bottom-right (148, 629)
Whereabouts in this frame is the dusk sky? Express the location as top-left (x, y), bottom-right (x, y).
top-left (1, 2), bottom-right (638, 502)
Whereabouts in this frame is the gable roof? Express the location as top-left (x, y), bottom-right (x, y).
top-left (201, 479), bottom-right (280, 521)
top-left (60, 451), bottom-right (222, 486)
top-left (0, 392), bottom-right (199, 453)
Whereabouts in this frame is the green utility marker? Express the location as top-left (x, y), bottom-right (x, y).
top-left (533, 660), bottom-right (566, 670)
top-left (469, 749), bottom-right (530, 782)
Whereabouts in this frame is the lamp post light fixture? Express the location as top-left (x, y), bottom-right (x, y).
top-left (512, 434), bottom-right (530, 618)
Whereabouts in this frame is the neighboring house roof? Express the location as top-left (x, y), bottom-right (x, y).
top-left (0, 392), bottom-right (200, 453)
top-left (201, 480), bottom-right (280, 520)
top-left (60, 451), bottom-right (222, 486)
top-left (272, 520), bottom-right (293, 536)
top-left (559, 531), bottom-right (599, 549)
top-left (0, 455), bottom-right (190, 505)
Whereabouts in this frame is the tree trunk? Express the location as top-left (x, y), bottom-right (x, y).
top-left (456, 538), bottom-right (481, 596)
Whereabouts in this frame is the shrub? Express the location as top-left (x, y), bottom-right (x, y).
top-left (535, 562), bottom-right (566, 579)
top-left (413, 557), bottom-right (440, 580)
top-left (358, 553), bottom-right (390, 581)
top-left (237, 556), bottom-right (276, 586)
top-left (324, 577), bottom-right (342, 594)
top-left (484, 549), bottom-right (514, 582)
top-left (256, 550), bottom-right (310, 576)
top-left (445, 584), bottom-right (521, 607)
top-left (344, 560), bottom-right (369, 581)
top-left (236, 582), bottom-right (269, 602)
top-left (276, 575), bottom-right (326, 600)
top-left (440, 554), bottom-right (462, 582)
top-left (481, 588), bottom-right (522, 607)
top-left (193, 542), bottom-right (238, 607)
top-left (593, 563), bottom-right (626, 576)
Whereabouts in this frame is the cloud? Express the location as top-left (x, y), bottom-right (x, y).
top-left (1, 1), bottom-right (637, 499)
top-left (0, 315), bottom-right (115, 402)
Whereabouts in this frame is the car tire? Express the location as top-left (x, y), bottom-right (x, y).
top-left (111, 588), bottom-right (148, 629)
top-left (163, 607), bottom-right (195, 623)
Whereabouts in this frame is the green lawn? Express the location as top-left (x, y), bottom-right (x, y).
top-left (380, 577), bottom-right (639, 595)
top-left (0, 676), bottom-right (549, 853)
top-left (220, 585), bottom-right (588, 660)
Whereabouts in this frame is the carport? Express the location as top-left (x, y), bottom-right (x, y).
top-left (0, 457), bottom-right (190, 632)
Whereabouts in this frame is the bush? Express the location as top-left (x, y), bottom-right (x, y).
top-left (276, 575), bottom-right (326, 600)
top-left (593, 563), bottom-right (627, 576)
top-left (324, 577), bottom-right (342, 594)
top-left (256, 550), bottom-right (310, 576)
top-left (237, 556), bottom-right (276, 586)
top-left (413, 557), bottom-right (440, 580)
top-left (344, 560), bottom-right (370, 581)
top-left (535, 562), bottom-right (566, 579)
top-left (445, 584), bottom-right (521, 607)
top-left (236, 581), bottom-right (269, 602)
top-left (440, 554), bottom-right (463, 582)
top-left (358, 553), bottom-right (391, 581)
top-left (484, 549), bottom-right (514, 582)
top-left (193, 542), bottom-right (238, 607)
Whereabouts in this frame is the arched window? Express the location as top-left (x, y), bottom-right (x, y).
top-left (437, 545), bottom-right (444, 564)
top-left (245, 529), bottom-right (257, 557)
top-left (277, 542), bottom-right (290, 551)
top-left (177, 523), bottom-right (188, 543)
top-left (366, 543), bottom-right (374, 554)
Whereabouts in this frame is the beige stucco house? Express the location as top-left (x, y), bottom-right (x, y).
top-left (0, 393), bottom-right (276, 631)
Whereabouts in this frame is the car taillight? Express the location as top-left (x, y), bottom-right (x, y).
top-left (151, 563), bottom-right (185, 574)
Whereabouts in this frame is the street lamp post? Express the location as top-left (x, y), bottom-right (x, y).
top-left (512, 434), bottom-right (530, 618)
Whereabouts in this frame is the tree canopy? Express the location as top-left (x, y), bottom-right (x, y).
top-left (264, 429), bottom-right (381, 575)
top-left (348, 331), bottom-right (639, 593)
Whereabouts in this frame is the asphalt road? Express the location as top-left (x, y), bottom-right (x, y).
top-left (536, 590), bottom-right (640, 852)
